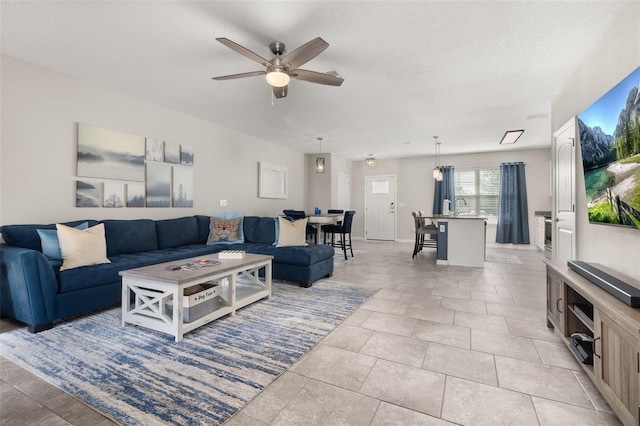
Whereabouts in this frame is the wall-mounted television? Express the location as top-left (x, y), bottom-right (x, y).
top-left (578, 66), bottom-right (640, 229)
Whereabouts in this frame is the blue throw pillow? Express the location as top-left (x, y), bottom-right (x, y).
top-left (37, 222), bottom-right (89, 260)
top-left (206, 212), bottom-right (245, 245)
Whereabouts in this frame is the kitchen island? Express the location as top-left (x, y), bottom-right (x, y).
top-left (430, 215), bottom-right (487, 268)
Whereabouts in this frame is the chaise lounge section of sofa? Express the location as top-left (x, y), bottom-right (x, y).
top-left (0, 215), bottom-right (334, 332)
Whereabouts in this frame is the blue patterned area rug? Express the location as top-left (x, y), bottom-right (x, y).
top-left (0, 281), bottom-right (375, 425)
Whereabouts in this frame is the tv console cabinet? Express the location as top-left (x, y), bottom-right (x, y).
top-left (545, 260), bottom-right (640, 426)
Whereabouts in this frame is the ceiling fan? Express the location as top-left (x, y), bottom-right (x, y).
top-left (212, 37), bottom-right (344, 99)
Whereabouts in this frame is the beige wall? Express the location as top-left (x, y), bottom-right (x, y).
top-left (551, 2), bottom-right (640, 279)
top-left (0, 56), bottom-right (306, 226)
top-left (306, 153), bottom-right (332, 213)
top-left (305, 152), bottom-right (352, 214)
top-left (330, 154), bottom-right (352, 209)
top-left (351, 148), bottom-right (552, 242)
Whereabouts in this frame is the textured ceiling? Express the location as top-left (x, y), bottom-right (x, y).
top-left (0, 1), bottom-right (630, 160)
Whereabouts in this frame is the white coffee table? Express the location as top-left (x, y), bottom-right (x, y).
top-left (119, 253), bottom-right (272, 342)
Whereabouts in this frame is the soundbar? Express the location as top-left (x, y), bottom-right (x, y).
top-left (567, 260), bottom-right (640, 308)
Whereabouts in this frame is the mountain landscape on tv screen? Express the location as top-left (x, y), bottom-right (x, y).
top-left (578, 68), bottom-right (640, 229)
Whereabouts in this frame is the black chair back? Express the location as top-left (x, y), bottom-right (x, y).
top-left (327, 209), bottom-right (344, 225)
top-left (342, 211), bottom-right (355, 232)
top-left (283, 210), bottom-right (306, 220)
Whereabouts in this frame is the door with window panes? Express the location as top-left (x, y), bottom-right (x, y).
top-left (454, 169), bottom-right (500, 217)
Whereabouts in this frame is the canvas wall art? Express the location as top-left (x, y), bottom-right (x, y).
top-left (173, 167), bottom-right (194, 207)
top-left (77, 123), bottom-right (145, 181)
top-left (146, 163), bottom-right (171, 207)
top-left (145, 138), bottom-right (164, 162)
top-left (578, 66), bottom-right (640, 228)
top-left (181, 145), bottom-right (194, 166)
top-left (76, 181), bottom-right (100, 207)
top-left (164, 142), bottom-right (180, 164)
top-left (103, 182), bottom-right (125, 208)
top-left (126, 183), bottom-right (145, 207)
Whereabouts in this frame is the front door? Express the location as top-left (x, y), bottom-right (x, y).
top-left (553, 117), bottom-right (577, 264)
top-left (364, 175), bottom-right (396, 240)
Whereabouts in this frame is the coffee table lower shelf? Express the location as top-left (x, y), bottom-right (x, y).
top-left (120, 254), bottom-right (272, 342)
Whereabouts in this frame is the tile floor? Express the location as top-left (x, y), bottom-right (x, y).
top-left (0, 241), bottom-right (623, 425)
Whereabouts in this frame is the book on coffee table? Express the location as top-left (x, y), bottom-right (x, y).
top-left (218, 250), bottom-right (245, 259)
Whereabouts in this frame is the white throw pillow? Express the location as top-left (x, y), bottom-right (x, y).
top-left (276, 217), bottom-right (309, 248)
top-left (56, 223), bottom-right (111, 271)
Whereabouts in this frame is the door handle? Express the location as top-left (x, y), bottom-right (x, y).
top-left (554, 218), bottom-right (560, 222)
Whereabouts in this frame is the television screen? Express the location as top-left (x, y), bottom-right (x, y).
top-left (578, 66), bottom-right (640, 229)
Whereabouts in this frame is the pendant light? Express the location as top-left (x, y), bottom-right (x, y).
top-left (365, 154), bottom-right (377, 167)
top-left (433, 136), bottom-right (443, 181)
top-left (316, 137), bottom-right (325, 173)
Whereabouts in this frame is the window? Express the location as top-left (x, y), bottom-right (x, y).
top-left (454, 168), bottom-right (500, 217)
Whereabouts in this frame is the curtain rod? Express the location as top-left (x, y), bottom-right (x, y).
top-left (454, 162), bottom-right (526, 171)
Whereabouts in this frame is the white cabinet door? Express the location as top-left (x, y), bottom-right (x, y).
top-left (535, 216), bottom-right (545, 252)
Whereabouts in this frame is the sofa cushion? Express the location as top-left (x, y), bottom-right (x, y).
top-left (57, 223), bottom-right (111, 271)
top-left (232, 243), bottom-right (334, 266)
top-left (242, 216), bottom-right (260, 243)
top-left (243, 216), bottom-right (277, 245)
top-left (101, 219), bottom-right (158, 257)
top-left (1, 220), bottom-right (99, 251)
top-left (155, 216), bottom-right (199, 249)
top-left (56, 244), bottom-right (225, 293)
top-left (195, 215), bottom-right (211, 243)
top-left (207, 212), bottom-right (244, 245)
top-left (276, 217), bottom-right (308, 247)
top-left (37, 222), bottom-right (89, 260)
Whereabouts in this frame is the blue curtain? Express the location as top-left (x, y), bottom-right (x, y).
top-left (433, 166), bottom-right (455, 215)
top-left (496, 162), bottom-right (530, 244)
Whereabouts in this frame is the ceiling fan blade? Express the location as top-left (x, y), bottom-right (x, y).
top-left (280, 37), bottom-right (329, 69)
top-left (290, 69), bottom-right (344, 86)
top-left (212, 70), bottom-right (266, 81)
top-left (216, 37), bottom-right (272, 68)
top-left (273, 85), bottom-right (288, 98)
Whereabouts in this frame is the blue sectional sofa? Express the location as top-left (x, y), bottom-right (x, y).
top-left (0, 215), bottom-right (334, 332)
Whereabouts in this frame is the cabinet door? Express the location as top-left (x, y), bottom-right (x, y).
top-left (546, 270), bottom-right (564, 331)
top-left (594, 309), bottom-right (640, 426)
top-left (535, 217), bottom-right (545, 251)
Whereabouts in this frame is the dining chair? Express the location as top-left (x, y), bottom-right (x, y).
top-left (323, 209), bottom-right (344, 228)
top-left (323, 210), bottom-right (355, 260)
top-left (282, 209), bottom-right (318, 243)
top-left (412, 211), bottom-right (438, 258)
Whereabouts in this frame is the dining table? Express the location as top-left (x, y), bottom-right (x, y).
top-left (307, 213), bottom-right (344, 244)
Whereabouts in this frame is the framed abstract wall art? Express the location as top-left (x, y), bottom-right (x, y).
top-left (77, 123), bottom-right (145, 181)
top-left (76, 180), bottom-right (100, 207)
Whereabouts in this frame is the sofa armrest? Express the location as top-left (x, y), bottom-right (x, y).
top-left (0, 245), bottom-right (58, 329)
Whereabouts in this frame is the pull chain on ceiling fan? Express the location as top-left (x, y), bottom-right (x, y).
top-left (212, 37), bottom-right (344, 99)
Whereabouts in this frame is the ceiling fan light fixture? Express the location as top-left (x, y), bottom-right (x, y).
top-left (365, 154), bottom-right (377, 167)
top-left (265, 70), bottom-right (290, 88)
